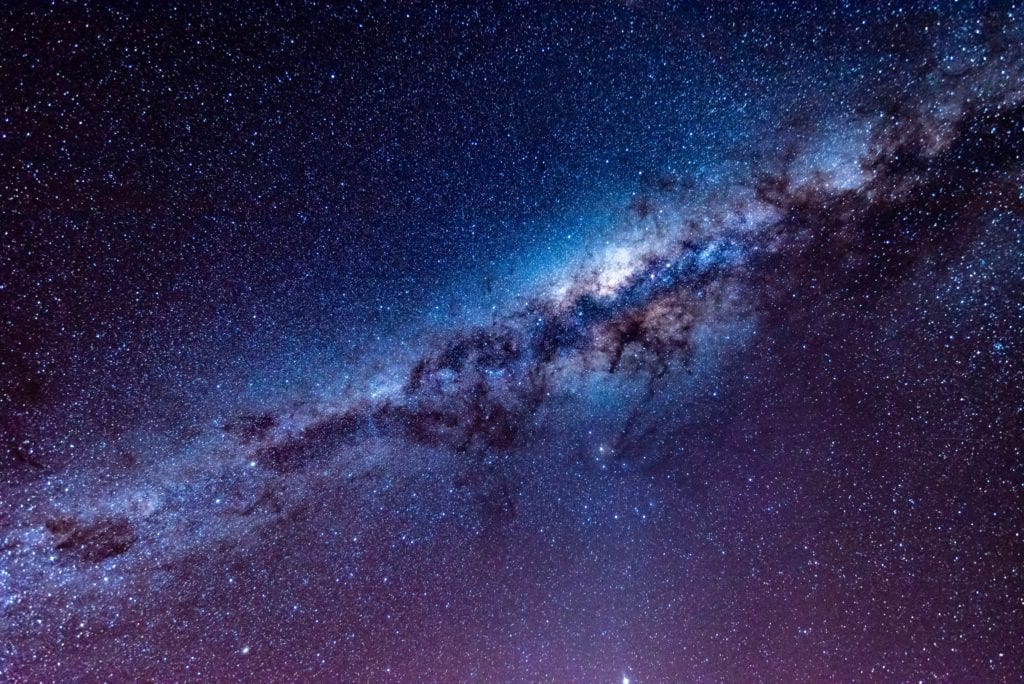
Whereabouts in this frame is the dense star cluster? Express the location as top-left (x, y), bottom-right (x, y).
top-left (2, 2), bottom-right (1023, 682)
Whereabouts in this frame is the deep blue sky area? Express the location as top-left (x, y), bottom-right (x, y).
top-left (2, 1), bottom-right (952, 431)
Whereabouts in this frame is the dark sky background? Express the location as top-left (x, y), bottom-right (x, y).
top-left (2, 1), bottom-right (1023, 682)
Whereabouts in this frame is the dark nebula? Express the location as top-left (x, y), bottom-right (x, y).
top-left (44, 516), bottom-right (136, 565)
top-left (2, 2), bottom-right (1023, 682)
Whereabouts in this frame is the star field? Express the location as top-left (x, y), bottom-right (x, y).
top-left (2, 2), bottom-right (1023, 682)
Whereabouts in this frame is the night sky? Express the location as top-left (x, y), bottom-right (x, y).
top-left (2, 2), bottom-right (1023, 682)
